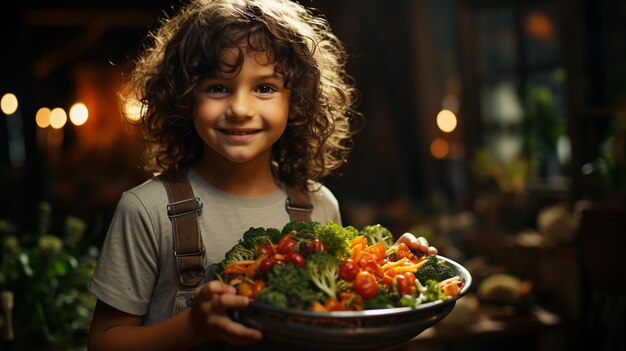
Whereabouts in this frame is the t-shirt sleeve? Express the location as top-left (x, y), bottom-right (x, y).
top-left (310, 183), bottom-right (342, 225)
top-left (88, 191), bottom-right (160, 316)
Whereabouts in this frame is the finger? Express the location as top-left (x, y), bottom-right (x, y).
top-left (415, 237), bottom-right (429, 253)
top-left (212, 293), bottom-right (251, 313)
top-left (427, 246), bottom-right (438, 256)
top-left (397, 233), bottom-right (417, 247)
top-left (196, 281), bottom-right (237, 301)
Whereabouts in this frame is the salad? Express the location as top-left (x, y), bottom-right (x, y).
top-left (216, 221), bottom-right (464, 312)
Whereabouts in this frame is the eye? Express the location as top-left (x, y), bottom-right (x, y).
top-left (256, 84), bottom-right (277, 95)
top-left (205, 84), bottom-right (228, 94)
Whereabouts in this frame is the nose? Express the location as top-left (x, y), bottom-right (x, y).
top-left (226, 91), bottom-right (253, 120)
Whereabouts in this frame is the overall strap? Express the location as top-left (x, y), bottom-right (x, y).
top-left (285, 187), bottom-right (313, 222)
top-left (160, 175), bottom-right (205, 287)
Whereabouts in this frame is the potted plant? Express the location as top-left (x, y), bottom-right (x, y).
top-left (0, 201), bottom-right (98, 350)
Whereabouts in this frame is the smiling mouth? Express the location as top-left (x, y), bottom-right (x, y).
top-left (220, 129), bottom-right (258, 135)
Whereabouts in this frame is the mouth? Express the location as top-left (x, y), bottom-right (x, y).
top-left (219, 129), bottom-right (260, 135)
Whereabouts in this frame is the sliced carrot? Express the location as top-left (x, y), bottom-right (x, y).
top-left (310, 300), bottom-right (328, 312)
top-left (392, 259), bottom-right (429, 274)
top-left (382, 257), bottom-right (408, 270)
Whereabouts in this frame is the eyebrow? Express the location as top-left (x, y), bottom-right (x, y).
top-left (203, 71), bottom-right (284, 81)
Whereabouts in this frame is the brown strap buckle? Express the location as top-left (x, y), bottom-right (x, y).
top-left (174, 247), bottom-right (206, 258)
top-left (167, 197), bottom-right (203, 218)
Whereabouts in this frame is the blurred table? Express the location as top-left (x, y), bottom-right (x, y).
top-left (391, 297), bottom-right (565, 351)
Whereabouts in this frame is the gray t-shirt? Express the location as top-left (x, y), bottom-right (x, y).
top-left (88, 168), bottom-right (341, 325)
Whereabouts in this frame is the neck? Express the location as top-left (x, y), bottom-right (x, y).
top-left (194, 152), bottom-right (279, 197)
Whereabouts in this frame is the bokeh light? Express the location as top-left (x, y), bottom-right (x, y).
top-left (49, 107), bottom-right (67, 129)
top-left (430, 138), bottom-right (449, 159)
top-left (1, 93), bottom-right (19, 115)
top-left (36, 107), bottom-right (52, 128)
top-left (436, 109), bottom-right (457, 133)
top-left (69, 102), bottom-right (89, 126)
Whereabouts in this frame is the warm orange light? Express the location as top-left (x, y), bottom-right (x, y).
top-left (430, 138), bottom-right (449, 159)
top-left (36, 107), bottom-right (52, 128)
top-left (436, 109), bottom-right (457, 133)
top-left (69, 102), bottom-right (89, 126)
top-left (49, 108), bottom-right (67, 129)
top-left (1, 93), bottom-right (18, 115)
top-left (524, 11), bottom-right (555, 41)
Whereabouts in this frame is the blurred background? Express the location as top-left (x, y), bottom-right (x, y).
top-left (1, 0), bottom-right (625, 350)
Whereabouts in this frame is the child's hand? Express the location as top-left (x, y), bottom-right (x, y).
top-left (191, 280), bottom-right (262, 346)
top-left (395, 233), bottom-right (438, 256)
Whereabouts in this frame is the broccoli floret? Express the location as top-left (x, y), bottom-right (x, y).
top-left (363, 285), bottom-right (395, 310)
top-left (217, 244), bottom-right (255, 273)
top-left (360, 224), bottom-right (394, 248)
top-left (255, 288), bottom-right (288, 308)
top-left (314, 221), bottom-right (359, 260)
top-left (414, 255), bottom-right (455, 285)
top-left (263, 262), bottom-right (318, 309)
top-left (281, 221), bottom-right (320, 236)
top-left (239, 226), bottom-right (282, 250)
top-left (305, 251), bottom-right (340, 299)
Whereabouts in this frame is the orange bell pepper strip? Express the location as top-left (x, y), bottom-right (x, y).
top-left (351, 243), bottom-right (363, 264)
top-left (364, 242), bottom-right (387, 262)
top-left (360, 259), bottom-right (384, 278)
top-left (350, 235), bottom-right (368, 249)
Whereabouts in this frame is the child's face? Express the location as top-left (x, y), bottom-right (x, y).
top-left (194, 47), bottom-right (290, 165)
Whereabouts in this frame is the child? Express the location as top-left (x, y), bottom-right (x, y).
top-left (87, 0), bottom-right (436, 350)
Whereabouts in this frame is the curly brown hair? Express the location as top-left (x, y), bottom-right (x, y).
top-left (121, 0), bottom-right (359, 190)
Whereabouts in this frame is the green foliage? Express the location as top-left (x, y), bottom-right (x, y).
top-left (0, 201), bottom-right (98, 351)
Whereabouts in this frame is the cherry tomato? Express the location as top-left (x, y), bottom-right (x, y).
top-left (354, 271), bottom-right (378, 300)
top-left (278, 234), bottom-right (297, 254)
top-left (238, 281), bottom-right (254, 297)
top-left (312, 239), bottom-right (325, 252)
top-left (395, 274), bottom-right (411, 296)
top-left (258, 257), bottom-right (276, 273)
top-left (339, 259), bottom-right (359, 282)
top-left (257, 244), bottom-right (275, 256)
top-left (252, 280), bottom-right (266, 298)
top-left (286, 251), bottom-right (306, 268)
top-left (381, 274), bottom-right (394, 290)
top-left (300, 239), bottom-right (325, 256)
